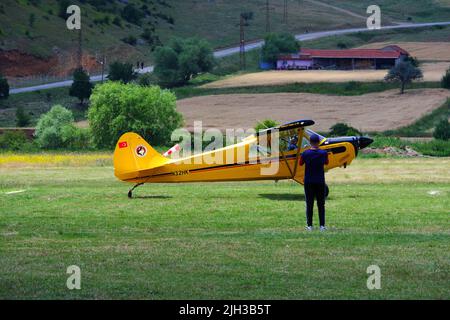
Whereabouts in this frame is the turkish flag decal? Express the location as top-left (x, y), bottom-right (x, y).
top-left (118, 141), bottom-right (128, 148)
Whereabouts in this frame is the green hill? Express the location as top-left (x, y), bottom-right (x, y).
top-left (0, 0), bottom-right (449, 80)
top-left (0, 0), bottom-right (366, 79)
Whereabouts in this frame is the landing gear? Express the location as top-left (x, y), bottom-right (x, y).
top-left (128, 183), bottom-right (144, 198)
top-left (325, 184), bottom-right (329, 199)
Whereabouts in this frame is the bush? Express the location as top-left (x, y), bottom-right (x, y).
top-left (108, 61), bottom-right (136, 83)
top-left (88, 82), bottom-right (183, 148)
top-left (433, 119), bottom-right (450, 140)
top-left (255, 119), bottom-right (279, 132)
top-left (35, 105), bottom-right (90, 149)
top-left (138, 73), bottom-right (157, 86)
top-left (112, 16), bottom-right (122, 28)
top-left (441, 67), bottom-right (450, 89)
top-left (122, 35), bottom-right (137, 46)
top-left (261, 33), bottom-right (300, 64)
top-left (411, 139), bottom-right (450, 157)
top-left (328, 123), bottom-right (361, 136)
top-left (16, 106), bottom-right (31, 127)
top-left (141, 28), bottom-right (161, 49)
top-left (0, 131), bottom-right (30, 151)
top-left (0, 74), bottom-right (9, 99)
top-left (121, 3), bottom-right (144, 26)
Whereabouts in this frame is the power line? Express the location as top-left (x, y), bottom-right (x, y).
top-left (237, 12), bottom-right (253, 70)
top-left (260, 0), bottom-right (275, 33)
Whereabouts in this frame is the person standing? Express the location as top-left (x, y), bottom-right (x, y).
top-left (299, 134), bottom-right (329, 231)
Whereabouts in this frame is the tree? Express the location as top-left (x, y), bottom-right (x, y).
top-left (16, 106), bottom-right (31, 127)
top-left (329, 123), bottom-right (361, 137)
top-left (141, 28), bottom-right (161, 49)
top-left (154, 47), bottom-right (181, 87)
top-left (122, 35), bottom-right (137, 46)
top-left (69, 68), bottom-right (93, 104)
top-left (121, 3), bottom-right (144, 25)
top-left (441, 67), bottom-right (450, 89)
top-left (255, 119), bottom-right (279, 132)
top-left (154, 37), bottom-right (214, 88)
top-left (35, 105), bottom-right (89, 149)
top-left (108, 61), bottom-right (136, 83)
top-left (0, 74), bottom-right (9, 99)
top-left (433, 119), bottom-right (450, 140)
top-left (261, 33), bottom-right (300, 64)
top-left (384, 61), bottom-right (423, 94)
top-left (88, 82), bottom-right (183, 148)
top-left (57, 0), bottom-right (70, 19)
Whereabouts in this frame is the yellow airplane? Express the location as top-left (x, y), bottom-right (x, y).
top-left (113, 120), bottom-right (373, 198)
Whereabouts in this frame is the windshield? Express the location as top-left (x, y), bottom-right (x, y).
top-left (305, 129), bottom-right (326, 142)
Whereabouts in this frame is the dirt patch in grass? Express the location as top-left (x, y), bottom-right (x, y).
top-left (177, 89), bottom-right (450, 132)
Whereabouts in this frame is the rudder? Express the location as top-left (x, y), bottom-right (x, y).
top-left (114, 132), bottom-right (168, 181)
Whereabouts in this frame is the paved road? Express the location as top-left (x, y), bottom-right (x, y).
top-left (10, 21), bottom-right (450, 95)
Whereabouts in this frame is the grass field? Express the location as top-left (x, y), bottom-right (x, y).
top-left (0, 157), bottom-right (449, 299)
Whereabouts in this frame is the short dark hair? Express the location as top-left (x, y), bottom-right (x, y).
top-left (310, 134), bottom-right (320, 144)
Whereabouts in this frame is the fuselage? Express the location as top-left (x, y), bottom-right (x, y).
top-left (115, 127), bottom-right (371, 185)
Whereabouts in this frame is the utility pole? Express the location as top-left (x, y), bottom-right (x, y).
top-left (238, 12), bottom-right (253, 70)
top-left (239, 14), bottom-right (245, 69)
top-left (260, 1), bottom-right (274, 33)
top-left (77, 27), bottom-right (83, 69)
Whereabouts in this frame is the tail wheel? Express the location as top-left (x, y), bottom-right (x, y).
top-left (325, 184), bottom-right (329, 198)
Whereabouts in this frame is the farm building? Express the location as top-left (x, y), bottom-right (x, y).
top-left (277, 45), bottom-right (410, 70)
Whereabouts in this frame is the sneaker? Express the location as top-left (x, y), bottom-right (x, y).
top-left (305, 226), bottom-right (313, 231)
top-left (320, 226), bottom-right (327, 232)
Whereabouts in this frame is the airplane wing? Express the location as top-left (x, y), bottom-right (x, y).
top-left (256, 119), bottom-right (315, 136)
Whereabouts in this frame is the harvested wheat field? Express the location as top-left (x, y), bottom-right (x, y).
top-left (177, 89), bottom-right (450, 132)
top-left (202, 63), bottom-right (450, 88)
top-left (358, 42), bottom-right (450, 61)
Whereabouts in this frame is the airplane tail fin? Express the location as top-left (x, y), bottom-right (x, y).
top-left (113, 132), bottom-right (169, 181)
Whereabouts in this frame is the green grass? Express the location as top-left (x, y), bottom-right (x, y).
top-left (0, 159), bottom-right (449, 299)
top-left (173, 81), bottom-right (440, 100)
top-left (0, 0), bottom-right (364, 65)
top-left (411, 139), bottom-right (450, 157)
top-left (318, 0), bottom-right (450, 23)
top-left (367, 136), bottom-right (450, 157)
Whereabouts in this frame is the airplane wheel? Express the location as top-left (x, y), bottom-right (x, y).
top-left (128, 190), bottom-right (133, 198)
top-left (325, 184), bottom-right (329, 199)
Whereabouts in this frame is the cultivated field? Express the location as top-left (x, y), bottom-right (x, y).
top-left (0, 156), bottom-right (449, 299)
top-left (202, 62), bottom-right (450, 89)
top-left (358, 42), bottom-right (450, 61)
top-left (177, 89), bottom-right (450, 132)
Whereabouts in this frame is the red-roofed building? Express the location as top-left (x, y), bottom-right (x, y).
top-left (276, 46), bottom-right (410, 70)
